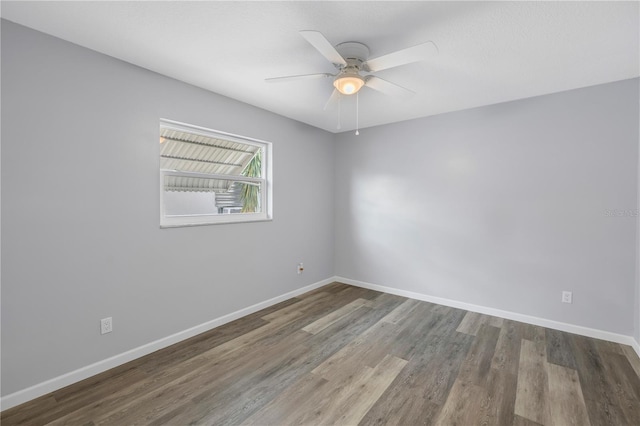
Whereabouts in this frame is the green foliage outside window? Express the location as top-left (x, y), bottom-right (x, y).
top-left (240, 150), bottom-right (262, 213)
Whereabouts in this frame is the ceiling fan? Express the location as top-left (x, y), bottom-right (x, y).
top-left (266, 31), bottom-right (438, 109)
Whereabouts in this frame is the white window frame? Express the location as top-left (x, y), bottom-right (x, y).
top-left (159, 119), bottom-right (273, 228)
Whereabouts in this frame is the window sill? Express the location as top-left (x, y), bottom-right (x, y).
top-left (160, 215), bottom-right (272, 228)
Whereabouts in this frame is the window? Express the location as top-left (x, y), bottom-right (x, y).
top-left (159, 119), bottom-right (272, 227)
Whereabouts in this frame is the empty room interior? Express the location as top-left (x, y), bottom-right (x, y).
top-left (2, 1), bottom-right (640, 425)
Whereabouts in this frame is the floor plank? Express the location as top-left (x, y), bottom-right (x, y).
top-left (546, 362), bottom-right (591, 426)
top-left (491, 320), bottom-right (523, 376)
top-left (242, 372), bottom-right (330, 425)
top-left (302, 298), bottom-right (373, 334)
top-left (456, 311), bottom-right (486, 335)
top-left (599, 352), bottom-right (640, 425)
top-left (514, 339), bottom-right (550, 425)
top-left (570, 334), bottom-right (627, 426)
top-left (312, 354), bottom-right (408, 425)
top-left (434, 378), bottom-right (489, 425)
top-left (455, 323), bottom-right (501, 386)
top-left (546, 328), bottom-right (578, 369)
top-left (379, 298), bottom-right (421, 324)
top-left (514, 414), bottom-right (544, 426)
top-left (359, 333), bottom-right (473, 425)
top-left (622, 344), bottom-right (640, 377)
top-left (480, 368), bottom-right (518, 425)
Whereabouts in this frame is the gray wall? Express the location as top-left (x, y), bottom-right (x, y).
top-left (637, 234), bottom-right (640, 342)
top-left (637, 117), bottom-right (640, 344)
top-left (1, 21), bottom-right (335, 396)
top-left (335, 78), bottom-right (639, 336)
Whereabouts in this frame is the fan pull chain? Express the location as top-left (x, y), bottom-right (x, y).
top-left (337, 94), bottom-right (341, 130)
top-left (355, 92), bottom-right (360, 136)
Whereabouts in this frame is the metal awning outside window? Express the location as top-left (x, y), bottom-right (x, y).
top-left (160, 128), bottom-right (261, 193)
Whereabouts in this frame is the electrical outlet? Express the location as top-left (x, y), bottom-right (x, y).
top-left (562, 291), bottom-right (572, 304)
top-left (101, 317), bottom-right (113, 334)
top-left (297, 262), bottom-right (304, 274)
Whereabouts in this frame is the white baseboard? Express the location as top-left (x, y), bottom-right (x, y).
top-left (0, 277), bottom-right (334, 412)
top-left (336, 276), bottom-right (639, 349)
top-left (633, 338), bottom-right (640, 358)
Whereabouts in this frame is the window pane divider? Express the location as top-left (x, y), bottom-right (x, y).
top-left (161, 169), bottom-right (264, 184)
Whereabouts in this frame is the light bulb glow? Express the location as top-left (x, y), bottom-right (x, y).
top-left (333, 75), bottom-right (365, 95)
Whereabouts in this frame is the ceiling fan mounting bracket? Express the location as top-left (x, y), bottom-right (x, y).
top-left (335, 42), bottom-right (370, 65)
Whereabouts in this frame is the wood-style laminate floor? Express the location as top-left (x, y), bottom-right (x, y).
top-left (3, 282), bottom-right (640, 425)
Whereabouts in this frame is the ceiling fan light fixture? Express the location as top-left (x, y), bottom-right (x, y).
top-left (333, 73), bottom-right (365, 95)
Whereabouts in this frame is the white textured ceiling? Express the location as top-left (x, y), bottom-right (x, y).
top-left (2, 1), bottom-right (638, 133)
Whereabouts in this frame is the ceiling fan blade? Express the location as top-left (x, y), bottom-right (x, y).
top-left (299, 30), bottom-right (347, 67)
top-left (364, 41), bottom-right (438, 72)
top-left (265, 73), bottom-right (334, 83)
top-left (365, 76), bottom-right (415, 97)
top-left (323, 89), bottom-right (340, 111)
